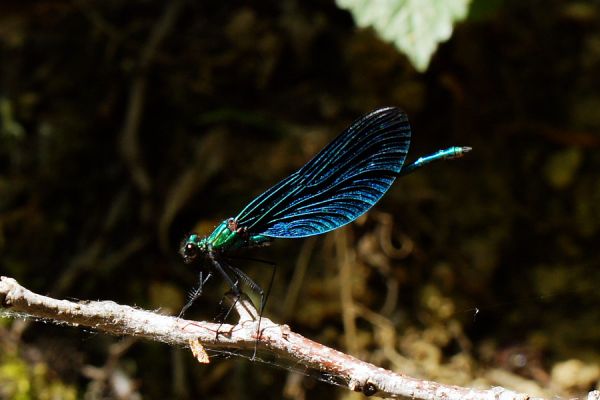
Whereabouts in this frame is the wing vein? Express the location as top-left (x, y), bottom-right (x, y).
top-left (235, 107), bottom-right (411, 238)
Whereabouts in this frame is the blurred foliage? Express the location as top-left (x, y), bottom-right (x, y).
top-left (1, 0), bottom-right (600, 399)
top-left (0, 348), bottom-right (77, 400)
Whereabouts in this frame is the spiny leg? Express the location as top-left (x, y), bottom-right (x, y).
top-left (225, 260), bottom-right (277, 359)
top-left (208, 252), bottom-right (243, 336)
top-left (223, 255), bottom-right (277, 318)
top-left (178, 271), bottom-right (213, 318)
top-left (208, 252), bottom-right (240, 293)
top-left (213, 255), bottom-right (276, 325)
top-left (215, 286), bottom-right (241, 324)
top-left (230, 266), bottom-right (263, 313)
top-left (208, 253), bottom-right (276, 357)
top-left (224, 255), bottom-right (277, 322)
top-left (210, 263), bottom-right (251, 325)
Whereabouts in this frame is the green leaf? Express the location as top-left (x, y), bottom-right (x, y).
top-left (336, 0), bottom-right (472, 71)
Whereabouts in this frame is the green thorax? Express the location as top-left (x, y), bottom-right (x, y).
top-left (185, 218), bottom-right (271, 254)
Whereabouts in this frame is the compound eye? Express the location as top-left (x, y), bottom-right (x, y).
top-left (183, 243), bottom-right (198, 260)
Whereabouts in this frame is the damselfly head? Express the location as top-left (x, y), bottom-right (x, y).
top-left (180, 233), bottom-right (207, 263)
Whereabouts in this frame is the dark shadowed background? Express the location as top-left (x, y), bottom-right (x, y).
top-left (1, 0), bottom-right (599, 399)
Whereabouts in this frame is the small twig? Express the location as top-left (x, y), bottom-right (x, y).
top-left (2, 276), bottom-right (598, 400)
top-left (119, 0), bottom-right (185, 196)
top-left (336, 230), bottom-right (359, 355)
top-left (282, 236), bottom-right (316, 318)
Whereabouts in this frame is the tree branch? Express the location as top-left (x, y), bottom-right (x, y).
top-left (1, 276), bottom-right (598, 400)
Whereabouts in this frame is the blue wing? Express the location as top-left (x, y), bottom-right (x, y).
top-left (235, 107), bottom-right (411, 238)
